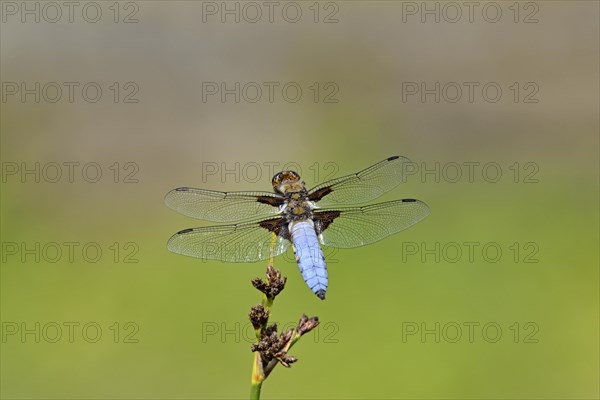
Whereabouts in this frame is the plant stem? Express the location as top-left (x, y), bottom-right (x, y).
top-left (250, 381), bottom-right (262, 400)
top-left (250, 352), bottom-right (265, 400)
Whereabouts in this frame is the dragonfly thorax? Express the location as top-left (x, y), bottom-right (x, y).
top-left (280, 192), bottom-right (314, 222)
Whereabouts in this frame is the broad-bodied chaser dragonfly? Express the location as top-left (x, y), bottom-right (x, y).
top-left (165, 156), bottom-right (429, 300)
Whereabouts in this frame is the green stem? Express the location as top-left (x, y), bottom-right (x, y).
top-left (250, 346), bottom-right (265, 399)
top-left (250, 381), bottom-right (262, 400)
top-left (261, 294), bottom-right (273, 309)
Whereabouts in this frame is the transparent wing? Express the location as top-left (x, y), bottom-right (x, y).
top-left (308, 156), bottom-right (413, 206)
top-left (167, 217), bottom-right (290, 263)
top-left (164, 187), bottom-right (284, 222)
top-left (313, 199), bottom-right (430, 248)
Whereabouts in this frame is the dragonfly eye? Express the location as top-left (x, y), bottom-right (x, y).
top-left (272, 170), bottom-right (301, 193)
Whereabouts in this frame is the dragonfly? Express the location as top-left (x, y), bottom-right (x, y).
top-left (165, 156), bottom-right (430, 300)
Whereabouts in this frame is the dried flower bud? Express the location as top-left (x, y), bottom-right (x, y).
top-left (248, 304), bottom-right (270, 330)
top-left (252, 328), bottom-right (279, 357)
top-left (297, 314), bottom-right (320, 336)
top-left (252, 265), bottom-right (287, 299)
top-left (277, 329), bottom-right (294, 349)
top-left (276, 353), bottom-right (298, 368)
top-left (263, 323), bottom-right (277, 337)
top-left (266, 265), bottom-right (286, 289)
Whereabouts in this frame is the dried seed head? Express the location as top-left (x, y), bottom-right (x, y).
top-left (252, 265), bottom-right (287, 299)
top-left (248, 304), bottom-right (270, 330)
top-left (251, 328), bottom-right (279, 357)
top-left (297, 314), bottom-right (320, 336)
top-left (277, 329), bottom-right (294, 349)
top-left (276, 353), bottom-right (298, 368)
top-left (263, 323), bottom-right (278, 337)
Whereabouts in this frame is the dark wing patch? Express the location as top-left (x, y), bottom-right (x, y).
top-left (256, 195), bottom-right (285, 207)
top-left (308, 186), bottom-right (333, 202)
top-left (258, 218), bottom-right (291, 241)
top-left (313, 211), bottom-right (341, 235)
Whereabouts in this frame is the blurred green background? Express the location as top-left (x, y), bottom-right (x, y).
top-left (1, 1), bottom-right (598, 399)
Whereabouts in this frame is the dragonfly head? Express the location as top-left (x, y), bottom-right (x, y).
top-left (272, 170), bottom-right (304, 194)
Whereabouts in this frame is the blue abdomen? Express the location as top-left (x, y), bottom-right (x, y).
top-left (289, 220), bottom-right (328, 300)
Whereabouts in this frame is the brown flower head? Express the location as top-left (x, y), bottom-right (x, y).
top-left (297, 314), bottom-right (320, 336)
top-left (248, 304), bottom-right (270, 330)
top-left (251, 265), bottom-right (287, 300)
